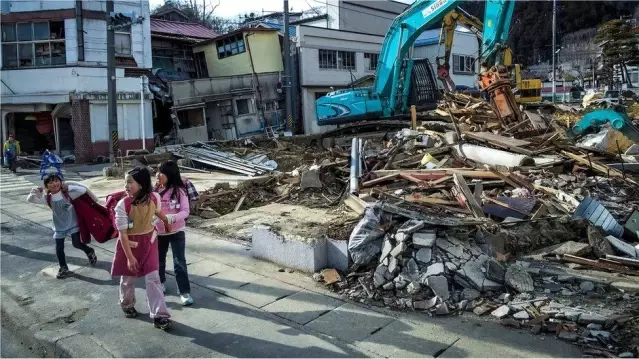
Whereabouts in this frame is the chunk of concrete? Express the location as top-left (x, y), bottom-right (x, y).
top-left (491, 305), bottom-right (511, 319)
top-left (586, 323), bottom-right (602, 330)
top-left (436, 237), bottom-right (471, 261)
top-left (390, 242), bottom-right (407, 257)
top-left (380, 238), bottom-right (393, 261)
top-left (407, 281), bottom-right (421, 295)
top-left (427, 275), bottom-right (450, 301)
top-left (578, 313), bottom-right (607, 325)
top-left (513, 310), bottom-right (530, 320)
top-left (300, 169), bottom-right (322, 189)
top-left (579, 281), bottom-right (595, 293)
top-left (412, 230), bottom-right (437, 248)
top-left (415, 248), bottom-right (432, 264)
top-left (505, 264), bottom-right (535, 293)
top-left (462, 288), bottom-right (481, 301)
top-left (588, 225), bottom-right (614, 258)
top-left (550, 241), bottom-right (592, 256)
top-left (456, 258), bottom-right (503, 292)
top-left (435, 303), bottom-right (450, 315)
top-left (413, 297), bottom-right (438, 310)
top-left (388, 256), bottom-right (399, 275)
top-left (382, 282), bottom-right (395, 291)
top-left (406, 258), bottom-right (420, 280)
top-left (424, 262), bottom-right (445, 277)
top-left (397, 220), bottom-right (425, 235)
top-left (483, 258), bottom-right (506, 283)
top-left (374, 265), bottom-right (389, 288)
top-left (606, 235), bottom-right (638, 258)
top-left (394, 273), bottom-right (411, 289)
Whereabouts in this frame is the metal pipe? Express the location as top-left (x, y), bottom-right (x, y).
top-left (350, 137), bottom-right (359, 194)
top-left (140, 76), bottom-right (146, 150)
top-left (452, 143), bottom-right (535, 167)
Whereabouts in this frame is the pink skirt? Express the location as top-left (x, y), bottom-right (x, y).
top-left (111, 231), bottom-right (159, 277)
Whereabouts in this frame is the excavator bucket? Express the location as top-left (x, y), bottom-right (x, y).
top-left (478, 65), bottom-right (523, 127)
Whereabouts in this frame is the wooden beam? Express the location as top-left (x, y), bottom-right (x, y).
top-left (453, 173), bottom-right (485, 219)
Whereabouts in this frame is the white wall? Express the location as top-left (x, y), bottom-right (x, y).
top-left (302, 88), bottom-right (337, 135)
top-left (297, 25), bottom-right (383, 87)
top-left (89, 101), bottom-right (153, 142)
top-left (1, 67), bottom-right (143, 98)
top-left (413, 28), bottom-right (480, 88)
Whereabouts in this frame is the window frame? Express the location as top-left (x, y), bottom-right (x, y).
top-left (364, 52), bottom-right (379, 72)
top-left (318, 49), bottom-right (356, 71)
top-left (114, 25), bottom-right (132, 56)
top-left (216, 33), bottom-right (246, 59)
top-left (452, 54), bottom-right (476, 75)
top-left (235, 98), bottom-right (251, 116)
top-left (1, 21), bottom-right (66, 69)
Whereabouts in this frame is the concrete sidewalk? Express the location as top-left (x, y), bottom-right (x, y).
top-left (0, 196), bottom-right (582, 358)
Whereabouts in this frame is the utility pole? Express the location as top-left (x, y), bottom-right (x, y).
top-left (107, 0), bottom-right (117, 162)
top-left (283, 0), bottom-right (293, 133)
top-left (552, 0), bottom-right (557, 104)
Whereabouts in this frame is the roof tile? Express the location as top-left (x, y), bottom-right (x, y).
top-left (151, 19), bottom-right (218, 39)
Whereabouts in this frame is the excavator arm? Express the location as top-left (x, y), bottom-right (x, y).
top-left (316, 0), bottom-right (520, 126)
top-left (436, 9), bottom-right (484, 92)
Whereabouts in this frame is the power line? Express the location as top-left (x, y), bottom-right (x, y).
top-left (310, 0), bottom-right (400, 22)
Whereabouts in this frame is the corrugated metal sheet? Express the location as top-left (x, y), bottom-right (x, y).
top-left (151, 19), bottom-right (218, 39)
top-left (260, 22), bottom-right (296, 37)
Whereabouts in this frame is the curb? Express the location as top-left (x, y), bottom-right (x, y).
top-left (1, 286), bottom-right (115, 358)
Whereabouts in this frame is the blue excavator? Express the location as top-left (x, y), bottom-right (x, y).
top-left (315, 0), bottom-right (523, 139)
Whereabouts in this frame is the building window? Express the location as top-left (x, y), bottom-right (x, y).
top-left (236, 99), bottom-right (250, 115)
top-left (453, 54), bottom-right (475, 75)
top-left (216, 33), bottom-right (245, 59)
top-left (319, 49), bottom-right (356, 70)
top-left (194, 52), bottom-right (209, 78)
top-left (115, 25), bottom-right (132, 56)
top-left (364, 53), bottom-right (378, 71)
top-left (1, 21), bottom-right (66, 68)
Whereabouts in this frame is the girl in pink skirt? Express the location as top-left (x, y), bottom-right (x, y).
top-left (111, 167), bottom-right (172, 330)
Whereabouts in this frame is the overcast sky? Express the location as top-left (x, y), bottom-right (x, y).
top-left (149, 0), bottom-right (414, 21)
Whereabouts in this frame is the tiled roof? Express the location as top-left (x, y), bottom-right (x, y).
top-left (151, 19), bottom-right (218, 39)
top-left (632, 27), bottom-right (639, 34)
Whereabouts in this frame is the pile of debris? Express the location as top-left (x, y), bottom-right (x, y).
top-left (319, 91), bottom-right (639, 356)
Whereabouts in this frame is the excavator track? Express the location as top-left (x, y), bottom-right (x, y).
top-left (318, 119), bottom-right (411, 149)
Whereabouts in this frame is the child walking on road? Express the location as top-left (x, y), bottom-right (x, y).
top-left (27, 173), bottom-right (98, 279)
top-left (111, 167), bottom-right (172, 330)
top-left (154, 160), bottom-right (193, 306)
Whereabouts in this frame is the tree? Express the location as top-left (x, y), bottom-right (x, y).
top-left (595, 19), bottom-right (639, 88)
top-left (152, 0), bottom-right (237, 33)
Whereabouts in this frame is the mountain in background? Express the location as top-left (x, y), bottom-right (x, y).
top-left (461, 0), bottom-right (637, 66)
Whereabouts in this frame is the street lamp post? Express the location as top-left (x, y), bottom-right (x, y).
top-left (552, 0), bottom-right (557, 103)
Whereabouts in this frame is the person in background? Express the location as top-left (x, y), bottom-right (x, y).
top-left (111, 167), bottom-right (172, 330)
top-left (154, 160), bottom-right (193, 306)
top-left (3, 134), bottom-right (20, 173)
top-left (27, 173), bottom-right (98, 279)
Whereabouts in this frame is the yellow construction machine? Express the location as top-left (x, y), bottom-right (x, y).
top-left (436, 9), bottom-right (542, 103)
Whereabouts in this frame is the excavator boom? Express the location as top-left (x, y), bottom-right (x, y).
top-left (316, 0), bottom-right (520, 126)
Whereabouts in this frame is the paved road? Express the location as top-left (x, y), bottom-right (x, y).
top-left (0, 180), bottom-right (584, 358)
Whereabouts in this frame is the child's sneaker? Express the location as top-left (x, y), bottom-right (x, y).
top-left (123, 307), bottom-right (138, 318)
top-left (87, 250), bottom-right (97, 266)
top-left (180, 294), bottom-right (194, 306)
top-left (56, 266), bottom-right (69, 279)
top-left (153, 317), bottom-right (171, 330)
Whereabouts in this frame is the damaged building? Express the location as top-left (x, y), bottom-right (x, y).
top-left (0, 0), bottom-right (153, 162)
